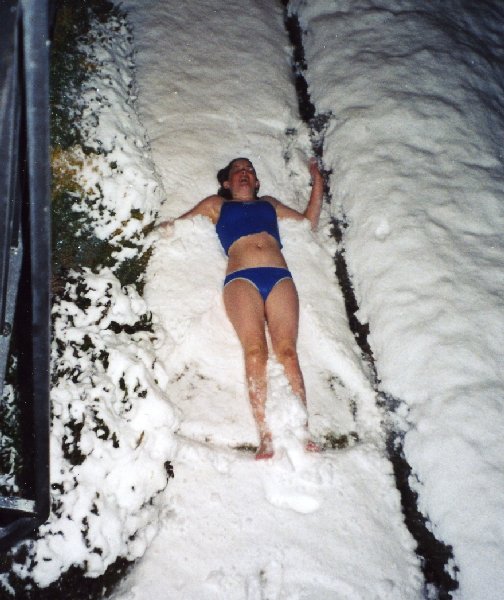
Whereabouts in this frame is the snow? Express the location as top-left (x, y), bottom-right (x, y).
top-left (117, 446), bottom-right (421, 600)
top-left (291, 1), bottom-right (504, 597)
top-left (31, 268), bottom-right (177, 587)
top-left (14, 0), bottom-right (503, 597)
top-left (112, 0), bottom-right (503, 597)
top-left (113, 0), bottom-right (421, 597)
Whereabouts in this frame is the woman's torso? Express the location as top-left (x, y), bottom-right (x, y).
top-left (213, 197), bottom-right (287, 274)
top-left (226, 231), bottom-right (287, 273)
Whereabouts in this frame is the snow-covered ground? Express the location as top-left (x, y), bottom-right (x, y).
top-left (10, 0), bottom-right (502, 598)
top-left (110, 0), bottom-right (504, 598)
top-left (110, 0), bottom-right (423, 598)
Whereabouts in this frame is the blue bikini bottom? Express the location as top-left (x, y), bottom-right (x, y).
top-left (223, 267), bottom-right (293, 302)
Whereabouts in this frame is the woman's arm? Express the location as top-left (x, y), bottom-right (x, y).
top-left (304, 158), bottom-right (324, 230)
top-left (267, 159), bottom-right (325, 230)
top-left (158, 195), bottom-right (223, 228)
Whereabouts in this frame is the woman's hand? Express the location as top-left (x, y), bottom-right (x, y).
top-left (157, 219), bottom-right (175, 237)
top-left (309, 157), bottom-right (323, 184)
top-left (158, 219), bottom-right (174, 229)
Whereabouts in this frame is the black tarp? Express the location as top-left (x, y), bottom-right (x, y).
top-left (0, 0), bottom-right (50, 551)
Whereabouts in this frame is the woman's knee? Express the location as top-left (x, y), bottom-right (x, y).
top-left (244, 341), bottom-right (268, 369)
top-left (274, 342), bottom-right (299, 366)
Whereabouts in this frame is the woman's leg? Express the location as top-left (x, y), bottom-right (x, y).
top-left (223, 279), bottom-right (273, 459)
top-left (266, 279), bottom-right (319, 451)
top-left (265, 279), bottom-right (305, 402)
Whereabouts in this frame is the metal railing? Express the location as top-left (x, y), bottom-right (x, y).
top-left (0, 0), bottom-right (50, 550)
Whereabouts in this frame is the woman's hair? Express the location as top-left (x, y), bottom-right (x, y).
top-left (217, 157), bottom-right (257, 199)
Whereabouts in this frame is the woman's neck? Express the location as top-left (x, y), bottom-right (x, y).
top-left (231, 194), bottom-right (257, 202)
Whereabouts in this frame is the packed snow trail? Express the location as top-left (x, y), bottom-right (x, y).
top-left (113, 1), bottom-right (423, 598)
top-left (292, 1), bottom-right (504, 598)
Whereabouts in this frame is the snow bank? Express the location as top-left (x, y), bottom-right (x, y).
top-left (27, 270), bottom-right (176, 587)
top-left (292, 0), bottom-right (504, 597)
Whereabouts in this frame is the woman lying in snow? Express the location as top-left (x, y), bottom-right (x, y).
top-left (160, 157), bottom-right (324, 459)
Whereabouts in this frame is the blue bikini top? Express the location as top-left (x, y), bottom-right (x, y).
top-left (216, 199), bottom-right (282, 255)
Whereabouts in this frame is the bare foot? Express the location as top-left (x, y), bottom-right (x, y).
top-left (305, 439), bottom-right (322, 453)
top-left (255, 435), bottom-right (274, 460)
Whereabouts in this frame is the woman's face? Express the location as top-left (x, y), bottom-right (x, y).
top-left (224, 159), bottom-right (259, 200)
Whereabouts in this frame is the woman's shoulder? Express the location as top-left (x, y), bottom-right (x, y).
top-left (259, 195), bottom-right (280, 207)
top-left (261, 195), bottom-right (305, 221)
top-left (178, 194), bottom-right (224, 223)
top-left (260, 195), bottom-right (287, 212)
top-left (200, 194), bottom-right (225, 223)
top-left (201, 194), bottom-right (225, 206)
